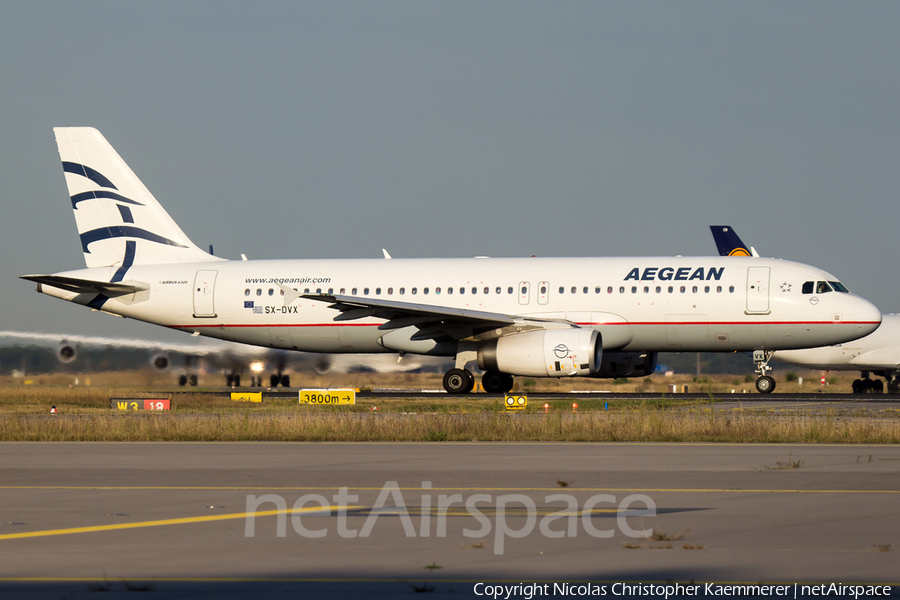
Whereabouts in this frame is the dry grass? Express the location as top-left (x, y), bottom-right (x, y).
top-left (2, 408), bottom-right (900, 442)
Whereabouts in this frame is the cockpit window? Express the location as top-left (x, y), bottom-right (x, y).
top-left (829, 281), bottom-right (850, 293)
top-left (816, 281), bottom-right (833, 294)
top-left (802, 281), bottom-right (814, 294)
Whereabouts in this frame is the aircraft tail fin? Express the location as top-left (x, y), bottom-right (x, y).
top-left (710, 225), bottom-right (758, 257)
top-left (53, 127), bottom-right (223, 271)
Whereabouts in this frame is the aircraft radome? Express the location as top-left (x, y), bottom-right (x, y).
top-left (711, 225), bottom-right (899, 394)
top-left (21, 128), bottom-right (883, 394)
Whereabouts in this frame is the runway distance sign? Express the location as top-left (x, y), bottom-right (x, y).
top-left (299, 389), bottom-right (356, 405)
top-left (231, 392), bottom-right (262, 403)
top-left (110, 398), bottom-right (171, 411)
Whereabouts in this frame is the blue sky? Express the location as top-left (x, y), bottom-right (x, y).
top-left (2, 1), bottom-right (898, 343)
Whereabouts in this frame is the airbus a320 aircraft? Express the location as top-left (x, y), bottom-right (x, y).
top-left (21, 128), bottom-right (882, 394)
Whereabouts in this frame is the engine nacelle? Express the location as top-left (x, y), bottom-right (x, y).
top-left (478, 328), bottom-right (602, 377)
top-left (57, 344), bottom-right (77, 364)
top-left (151, 353), bottom-right (170, 371)
top-left (591, 352), bottom-right (658, 378)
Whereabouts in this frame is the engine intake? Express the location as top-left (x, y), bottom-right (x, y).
top-left (478, 328), bottom-right (602, 377)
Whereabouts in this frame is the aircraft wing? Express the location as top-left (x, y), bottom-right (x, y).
top-left (303, 293), bottom-right (563, 341)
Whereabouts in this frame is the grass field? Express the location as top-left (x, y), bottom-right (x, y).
top-left (1, 371), bottom-right (898, 443)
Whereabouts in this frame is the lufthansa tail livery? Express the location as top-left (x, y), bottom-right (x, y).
top-left (22, 128), bottom-right (882, 394)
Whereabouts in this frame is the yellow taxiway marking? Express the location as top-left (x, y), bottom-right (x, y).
top-left (0, 505), bottom-right (358, 541)
top-left (1, 486), bottom-right (899, 494)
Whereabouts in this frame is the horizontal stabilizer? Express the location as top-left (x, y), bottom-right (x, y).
top-left (20, 274), bottom-right (148, 296)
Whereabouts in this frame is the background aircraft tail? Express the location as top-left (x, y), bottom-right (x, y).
top-left (54, 127), bottom-right (222, 270)
top-left (710, 225), bottom-right (758, 257)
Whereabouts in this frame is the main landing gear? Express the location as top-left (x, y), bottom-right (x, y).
top-left (441, 369), bottom-right (515, 394)
top-left (851, 371), bottom-right (898, 394)
top-left (753, 350), bottom-right (776, 394)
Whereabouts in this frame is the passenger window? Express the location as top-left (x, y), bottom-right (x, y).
top-left (608, 287), bottom-right (613, 294)
top-left (484, 287), bottom-right (489, 294)
top-left (496, 287), bottom-right (501, 294)
top-left (716, 286), bottom-right (722, 293)
top-left (316, 288), bottom-right (322, 293)
top-left (411, 288), bottom-right (417, 295)
top-left (424, 288), bottom-right (429, 295)
top-left (619, 286), bottom-right (625, 294)
top-left (692, 286), bottom-right (698, 293)
top-left (631, 286), bottom-right (637, 294)
top-left (802, 281), bottom-right (814, 294)
top-left (435, 287), bottom-right (440, 294)
top-left (460, 287), bottom-right (465, 295)
top-left (643, 286), bottom-right (649, 294)
top-left (351, 287), bottom-right (357, 295)
top-left (328, 288), bottom-right (333, 294)
top-left (521, 286), bottom-right (527, 295)
top-left (340, 288), bottom-right (346, 294)
top-left (668, 286), bottom-right (673, 293)
top-left (571, 286), bottom-right (577, 294)
top-left (363, 287), bottom-right (369, 295)
top-left (244, 289), bottom-right (250, 296)
top-left (541, 285), bottom-right (547, 294)
top-left (680, 286), bottom-right (685, 293)
top-left (559, 287), bottom-right (565, 294)
top-left (583, 287), bottom-right (588, 294)
top-left (729, 286), bottom-right (735, 293)
top-left (508, 287), bottom-right (514, 294)
top-left (472, 287), bottom-right (477, 295)
top-left (399, 288), bottom-right (404, 295)
top-left (595, 286), bottom-right (601, 294)
top-left (256, 289), bottom-right (262, 296)
top-left (704, 286), bottom-right (709, 293)
top-left (376, 287), bottom-right (381, 295)
top-left (448, 287), bottom-right (453, 295)
top-left (387, 288), bottom-right (393, 295)
top-left (304, 288), bottom-right (310, 294)
top-left (656, 286), bottom-right (661, 293)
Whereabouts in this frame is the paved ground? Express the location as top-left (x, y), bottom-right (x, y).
top-left (1, 442), bottom-right (899, 599)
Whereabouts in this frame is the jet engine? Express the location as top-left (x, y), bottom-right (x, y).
top-left (477, 328), bottom-right (602, 377)
top-left (151, 353), bottom-right (170, 371)
top-left (591, 352), bottom-right (658, 378)
top-left (57, 343), bottom-right (77, 364)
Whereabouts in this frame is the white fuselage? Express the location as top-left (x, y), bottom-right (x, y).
top-left (37, 256), bottom-right (881, 356)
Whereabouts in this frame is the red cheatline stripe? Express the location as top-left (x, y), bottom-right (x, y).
top-left (171, 321), bottom-right (879, 329)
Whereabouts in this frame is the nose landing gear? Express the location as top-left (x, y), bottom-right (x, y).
top-left (753, 350), bottom-right (776, 394)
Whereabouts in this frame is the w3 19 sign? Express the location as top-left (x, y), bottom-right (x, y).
top-left (110, 398), bottom-right (171, 411)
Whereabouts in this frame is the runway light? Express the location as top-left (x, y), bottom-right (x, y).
top-left (250, 361), bottom-right (264, 373)
top-left (372, 406), bottom-right (378, 412)
top-left (572, 403), bottom-right (578, 412)
top-left (50, 406), bottom-right (58, 415)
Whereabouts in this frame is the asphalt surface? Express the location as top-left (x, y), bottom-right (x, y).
top-left (1, 443), bottom-right (899, 599)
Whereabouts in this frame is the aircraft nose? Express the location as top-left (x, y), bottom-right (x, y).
top-left (851, 295), bottom-right (882, 337)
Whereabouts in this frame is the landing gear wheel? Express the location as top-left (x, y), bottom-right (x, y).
top-left (189, 374), bottom-right (198, 386)
top-left (755, 376), bottom-right (776, 394)
top-left (482, 371), bottom-right (514, 394)
top-left (443, 368), bottom-right (475, 394)
top-left (280, 375), bottom-right (290, 387)
top-left (270, 374), bottom-right (281, 387)
top-left (178, 375), bottom-right (188, 386)
top-left (889, 379), bottom-right (900, 393)
top-left (872, 379), bottom-right (884, 393)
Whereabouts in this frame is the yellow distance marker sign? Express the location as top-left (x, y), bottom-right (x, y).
top-left (505, 395), bottom-right (527, 411)
top-left (231, 392), bottom-right (262, 403)
top-left (299, 389), bottom-right (356, 405)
